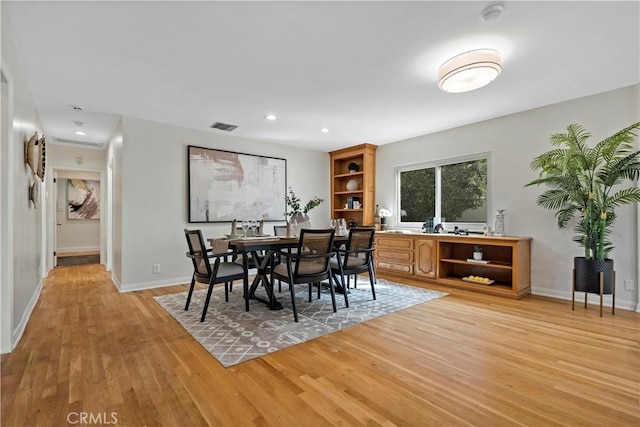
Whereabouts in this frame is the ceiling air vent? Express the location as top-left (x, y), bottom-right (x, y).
top-left (53, 137), bottom-right (105, 150)
top-left (210, 122), bottom-right (238, 132)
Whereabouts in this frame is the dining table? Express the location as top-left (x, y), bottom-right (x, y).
top-left (207, 233), bottom-right (349, 310)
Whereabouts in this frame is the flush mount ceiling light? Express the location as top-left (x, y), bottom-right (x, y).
top-left (320, 128), bottom-right (329, 133)
top-left (264, 114), bottom-right (277, 120)
top-left (438, 49), bottom-right (502, 93)
top-left (75, 131), bottom-right (86, 136)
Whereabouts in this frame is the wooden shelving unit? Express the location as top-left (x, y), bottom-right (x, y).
top-left (329, 143), bottom-right (377, 226)
top-left (374, 232), bottom-right (532, 299)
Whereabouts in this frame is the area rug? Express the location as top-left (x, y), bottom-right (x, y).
top-left (154, 278), bottom-right (447, 367)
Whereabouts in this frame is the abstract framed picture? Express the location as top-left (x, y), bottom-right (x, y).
top-left (188, 145), bottom-right (287, 223)
top-left (68, 179), bottom-right (100, 220)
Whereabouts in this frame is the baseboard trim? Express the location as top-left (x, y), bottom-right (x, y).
top-left (119, 276), bottom-right (191, 293)
top-left (57, 246), bottom-right (100, 254)
top-left (111, 273), bottom-right (121, 292)
top-left (532, 287), bottom-right (637, 312)
top-left (12, 278), bottom-right (43, 351)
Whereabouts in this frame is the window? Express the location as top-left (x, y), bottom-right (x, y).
top-left (396, 154), bottom-right (488, 226)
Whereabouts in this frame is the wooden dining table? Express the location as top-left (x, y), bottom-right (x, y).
top-left (207, 234), bottom-right (348, 311)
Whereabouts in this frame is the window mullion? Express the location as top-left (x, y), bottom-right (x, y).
top-left (435, 165), bottom-right (441, 219)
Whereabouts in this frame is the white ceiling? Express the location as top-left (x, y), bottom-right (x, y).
top-left (4, 1), bottom-right (639, 152)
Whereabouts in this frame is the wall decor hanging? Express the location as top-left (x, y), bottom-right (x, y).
top-left (29, 180), bottom-right (39, 209)
top-left (188, 145), bottom-right (287, 222)
top-left (24, 131), bottom-right (38, 173)
top-left (68, 179), bottom-right (100, 220)
top-left (36, 134), bottom-right (46, 181)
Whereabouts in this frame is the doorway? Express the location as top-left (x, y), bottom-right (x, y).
top-left (53, 170), bottom-right (102, 267)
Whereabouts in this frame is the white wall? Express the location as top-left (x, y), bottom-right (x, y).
top-left (117, 116), bottom-right (329, 291)
top-left (1, 5), bottom-right (46, 352)
top-left (377, 85), bottom-right (639, 309)
top-left (55, 177), bottom-right (100, 253)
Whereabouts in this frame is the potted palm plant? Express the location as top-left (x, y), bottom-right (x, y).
top-left (525, 122), bottom-right (640, 295)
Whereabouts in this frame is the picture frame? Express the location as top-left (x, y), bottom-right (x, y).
top-left (188, 145), bottom-right (287, 223)
top-left (67, 179), bottom-right (100, 220)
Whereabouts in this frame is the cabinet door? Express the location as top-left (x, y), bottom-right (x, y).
top-left (415, 239), bottom-right (436, 278)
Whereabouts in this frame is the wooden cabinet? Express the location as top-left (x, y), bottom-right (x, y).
top-left (373, 232), bottom-right (532, 299)
top-left (329, 143), bottom-right (377, 226)
top-left (415, 239), bottom-right (436, 278)
top-left (436, 236), bottom-right (531, 299)
top-left (374, 235), bottom-right (414, 275)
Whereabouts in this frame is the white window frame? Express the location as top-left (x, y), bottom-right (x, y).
top-left (394, 152), bottom-right (492, 231)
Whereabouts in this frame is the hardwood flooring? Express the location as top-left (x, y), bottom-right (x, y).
top-left (2, 264), bottom-right (639, 426)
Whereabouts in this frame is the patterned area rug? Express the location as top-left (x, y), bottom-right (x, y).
top-left (154, 278), bottom-right (447, 368)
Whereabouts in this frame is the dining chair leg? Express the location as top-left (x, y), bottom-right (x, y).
top-left (288, 270), bottom-right (299, 322)
top-left (185, 275), bottom-right (196, 310)
top-left (244, 274), bottom-right (249, 312)
top-left (224, 281), bottom-right (230, 302)
top-left (327, 274), bottom-right (337, 313)
top-left (308, 283), bottom-right (313, 302)
top-left (201, 282), bottom-right (216, 322)
top-left (368, 263), bottom-right (377, 300)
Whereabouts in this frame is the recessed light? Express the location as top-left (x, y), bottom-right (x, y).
top-left (320, 128), bottom-right (329, 133)
top-left (75, 131), bottom-right (86, 136)
top-left (265, 114), bottom-right (277, 121)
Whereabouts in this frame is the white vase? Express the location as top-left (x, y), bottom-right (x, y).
top-left (346, 179), bottom-right (358, 191)
top-left (290, 213), bottom-right (311, 235)
top-left (494, 209), bottom-right (505, 236)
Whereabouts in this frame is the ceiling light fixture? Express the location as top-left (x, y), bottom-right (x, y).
top-left (265, 114), bottom-right (277, 121)
top-left (75, 131), bottom-right (86, 136)
top-left (320, 128), bottom-right (329, 133)
top-left (438, 49), bottom-right (502, 93)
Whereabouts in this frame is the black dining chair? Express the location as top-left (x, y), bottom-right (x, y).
top-left (271, 228), bottom-right (341, 322)
top-left (330, 227), bottom-right (377, 305)
top-left (184, 229), bottom-right (249, 321)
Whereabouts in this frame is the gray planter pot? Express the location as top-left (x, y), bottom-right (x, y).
top-left (574, 257), bottom-right (614, 294)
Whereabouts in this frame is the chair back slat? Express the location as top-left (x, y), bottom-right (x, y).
top-left (349, 227), bottom-right (375, 250)
top-left (184, 229), bottom-right (212, 277)
top-left (296, 229), bottom-right (335, 275)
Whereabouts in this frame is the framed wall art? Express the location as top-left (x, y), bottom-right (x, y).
top-left (68, 179), bottom-right (100, 220)
top-left (188, 145), bottom-right (287, 223)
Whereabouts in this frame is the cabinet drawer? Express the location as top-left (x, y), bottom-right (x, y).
top-left (376, 249), bottom-right (413, 263)
top-left (376, 236), bottom-right (414, 250)
top-left (376, 260), bottom-right (413, 274)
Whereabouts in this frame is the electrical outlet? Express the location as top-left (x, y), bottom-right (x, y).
top-left (624, 279), bottom-right (634, 291)
top-left (152, 264), bottom-right (160, 274)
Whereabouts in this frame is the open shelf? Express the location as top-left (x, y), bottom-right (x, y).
top-left (440, 258), bottom-right (513, 270)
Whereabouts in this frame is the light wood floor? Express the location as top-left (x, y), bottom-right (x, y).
top-left (2, 264), bottom-right (639, 426)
